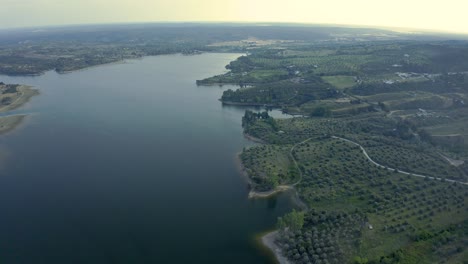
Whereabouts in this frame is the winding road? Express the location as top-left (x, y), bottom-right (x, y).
top-left (331, 136), bottom-right (468, 185)
top-left (289, 137), bottom-right (314, 186)
top-left (249, 134), bottom-right (467, 199)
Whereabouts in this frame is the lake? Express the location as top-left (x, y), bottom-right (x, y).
top-left (0, 53), bottom-right (296, 263)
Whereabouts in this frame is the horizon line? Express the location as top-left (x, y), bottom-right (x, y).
top-left (1, 20), bottom-right (468, 36)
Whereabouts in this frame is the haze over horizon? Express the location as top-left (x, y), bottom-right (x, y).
top-left (1, 0), bottom-right (467, 34)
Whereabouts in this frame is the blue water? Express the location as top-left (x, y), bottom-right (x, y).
top-left (0, 53), bottom-right (295, 263)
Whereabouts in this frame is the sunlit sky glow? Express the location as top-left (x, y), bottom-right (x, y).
top-left (1, 0), bottom-right (467, 34)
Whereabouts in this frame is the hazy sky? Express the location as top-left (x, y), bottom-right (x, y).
top-left (1, 0), bottom-right (467, 33)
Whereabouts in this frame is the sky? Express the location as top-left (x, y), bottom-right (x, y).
top-left (1, 0), bottom-right (467, 34)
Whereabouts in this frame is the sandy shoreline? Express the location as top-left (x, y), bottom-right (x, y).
top-left (243, 132), bottom-right (266, 144)
top-left (248, 185), bottom-right (293, 198)
top-left (261, 231), bottom-right (290, 264)
top-left (0, 85), bottom-right (39, 134)
top-left (238, 122), bottom-right (302, 264)
top-left (0, 114), bottom-right (27, 135)
top-left (0, 85), bottom-right (39, 113)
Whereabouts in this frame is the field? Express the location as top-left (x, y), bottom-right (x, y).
top-left (347, 135), bottom-right (467, 182)
top-left (322, 75), bottom-right (356, 89)
top-left (196, 41), bottom-right (468, 128)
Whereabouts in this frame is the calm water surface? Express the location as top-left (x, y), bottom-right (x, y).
top-left (0, 54), bottom-right (296, 263)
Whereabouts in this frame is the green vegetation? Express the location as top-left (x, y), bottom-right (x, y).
top-left (3, 23), bottom-right (468, 264)
top-left (277, 209), bottom-right (305, 232)
top-left (196, 41), bottom-right (468, 133)
top-left (243, 116), bottom-right (468, 263)
top-left (241, 144), bottom-right (298, 191)
top-left (322, 75), bottom-right (356, 89)
top-left (224, 39), bottom-right (468, 263)
top-left (350, 135), bottom-right (466, 181)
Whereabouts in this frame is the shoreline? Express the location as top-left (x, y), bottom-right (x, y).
top-left (196, 82), bottom-right (254, 87)
top-left (0, 85), bottom-right (39, 134)
top-left (236, 151), bottom-right (303, 201)
top-left (261, 231), bottom-right (290, 264)
top-left (221, 99), bottom-right (279, 108)
top-left (236, 150), bottom-right (296, 264)
top-left (0, 114), bottom-right (28, 135)
top-left (0, 55), bottom-right (146, 77)
top-left (238, 133), bottom-right (299, 199)
top-left (248, 185), bottom-right (293, 199)
top-left (236, 138), bottom-right (295, 200)
top-left (240, 132), bottom-right (307, 264)
top-left (56, 59), bottom-right (132, 74)
top-left (196, 82), bottom-right (234, 87)
top-left (0, 52), bottom-right (243, 77)
top-left (243, 132), bottom-right (267, 144)
top-left (0, 85), bottom-right (39, 113)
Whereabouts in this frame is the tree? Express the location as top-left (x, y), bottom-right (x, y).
top-left (310, 106), bottom-right (331, 117)
top-left (353, 256), bottom-right (368, 264)
top-left (277, 209), bottom-right (305, 232)
top-left (266, 174), bottom-right (279, 189)
top-left (418, 129), bottom-right (433, 144)
top-left (378, 101), bottom-right (389, 112)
